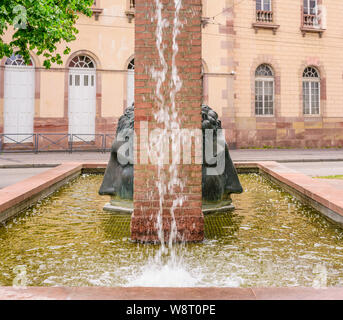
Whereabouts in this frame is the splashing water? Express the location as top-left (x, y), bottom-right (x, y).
top-left (150, 0), bottom-right (185, 249)
top-left (127, 262), bottom-right (198, 287)
top-left (128, 0), bottom-right (193, 286)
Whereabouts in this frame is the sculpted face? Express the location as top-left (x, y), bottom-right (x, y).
top-left (201, 105), bottom-right (243, 202)
top-left (99, 105), bottom-right (134, 199)
top-left (99, 104), bottom-right (243, 202)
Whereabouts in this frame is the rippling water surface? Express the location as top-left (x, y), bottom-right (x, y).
top-left (1, 174), bottom-right (343, 287)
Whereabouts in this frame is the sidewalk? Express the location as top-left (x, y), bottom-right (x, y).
top-left (1, 149), bottom-right (343, 166)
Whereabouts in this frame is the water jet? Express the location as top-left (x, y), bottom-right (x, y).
top-left (99, 0), bottom-right (242, 243)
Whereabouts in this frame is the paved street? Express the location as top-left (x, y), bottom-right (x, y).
top-left (0, 168), bottom-right (50, 189)
top-left (0, 149), bottom-right (342, 189)
top-left (282, 161), bottom-right (343, 177)
top-left (282, 162), bottom-right (343, 190)
top-left (0, 148), bottom-right (343, 166)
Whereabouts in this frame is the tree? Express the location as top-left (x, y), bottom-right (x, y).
top-left (0, 0), bottom-right (94, 68)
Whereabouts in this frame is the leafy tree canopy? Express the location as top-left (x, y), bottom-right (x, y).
top-left (0, 0), bottom-right (94, 68)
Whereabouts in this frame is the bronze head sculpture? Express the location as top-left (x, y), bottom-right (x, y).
top-left (99, 104), bottom-right (243, 205)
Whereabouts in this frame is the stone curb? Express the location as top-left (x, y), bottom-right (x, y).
top-left (0, 163), bottom-right (83, 223)
top-left (0, 287), bottom-right (342, 300)
top-left (1, 158), bottom-right (343, 169)
top-left (0, 164), bottom-right (59, 169)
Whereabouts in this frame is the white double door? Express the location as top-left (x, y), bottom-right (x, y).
top-left (4, 65), bottom-right (35, 143)
top-left (68, 69), bottom-right (96, 141)
top-left (127, 69), bottom-right (134, 108)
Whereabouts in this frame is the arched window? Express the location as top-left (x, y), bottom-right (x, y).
top-left (5, 54), bottom-right (33, 67)
top-left (255, 64), bottom-right (274, 116)
top-left (69, 55), bottom-right (95, 69)
top-left (303, 66), bottom-right (320, 115)
top-left (127, 58), bottom-right (135, 108)
top-left (128, 59), bottom-right (134, 71)
top-left (68, 55), bottom-right (96, 88)
top-left (68, 55), bottom-right (96, 141)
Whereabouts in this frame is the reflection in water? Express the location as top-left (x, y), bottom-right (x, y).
top-left (0, 174), bottom-right (343, 287)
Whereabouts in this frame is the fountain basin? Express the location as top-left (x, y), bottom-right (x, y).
top-left (1, 161), bottom-right (343, 228)
top-left (1, 165), bottom-right (343, 289)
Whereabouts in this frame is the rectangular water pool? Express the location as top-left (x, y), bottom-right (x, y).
top-left (0, 174), bottom-right (342, 287)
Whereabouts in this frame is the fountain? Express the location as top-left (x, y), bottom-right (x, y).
top-left (99, 0), bottom-right (242, 243)
top-left (2, 0), bottom-right (343, 297)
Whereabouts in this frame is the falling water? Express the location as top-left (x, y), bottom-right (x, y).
top-left (151, 0), bottom-right (185, 250)
top-left (128, 0), bottom-right (198, 286)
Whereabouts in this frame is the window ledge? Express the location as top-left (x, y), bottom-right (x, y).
top-left (255, 114), bottom-right (275, 118)
top-left (125, 9), bottom-right (135, 23)
top-left (252, 22), bottom-right (280, 35)
top-left (303, 114), bottom-right (322, 118)
top-left (92, 8), bottom-right (103, 21)
top-left (300, 27), bottom-right (325, 38)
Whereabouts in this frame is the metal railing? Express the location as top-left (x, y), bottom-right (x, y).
top-left (0, 133), bottom-right (116, 153)
top-left (0, 134), bottom-right (36, 153)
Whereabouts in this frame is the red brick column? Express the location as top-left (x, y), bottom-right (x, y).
top-left (131, 0), bottom-right (204, 242)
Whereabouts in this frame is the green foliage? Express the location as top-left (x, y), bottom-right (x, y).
top-left (315, 175), bottom-right (343, 180)
top-left (0, 0), bottom-right (94, 68)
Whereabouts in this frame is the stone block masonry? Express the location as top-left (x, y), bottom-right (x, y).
top-left (132, 0), bottom-right (204, 242)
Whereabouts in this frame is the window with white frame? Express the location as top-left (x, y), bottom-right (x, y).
top-left (5, 54), bottom-right (33, 66)
top-left (303, 0), bottom-right (320, 27)
top-left (303, 0), bottom-right (317, 15)
top-left (69, 55), bottom-right (95, 69)
top-left (256, 0), bottom-right (272, 11)
top-left (303, 67), bottom-right (320, 115)
top-left (255, 64), bottom-right (274, 116)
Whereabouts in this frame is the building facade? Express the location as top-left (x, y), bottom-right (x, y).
top-left (0, 0), bottom-right (342, 150)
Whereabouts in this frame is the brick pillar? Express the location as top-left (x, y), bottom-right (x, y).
top-left (131, 0), bottom-right (204, 242)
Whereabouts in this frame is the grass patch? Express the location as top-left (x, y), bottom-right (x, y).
top-left (314, 175), bottom-right (343, 180)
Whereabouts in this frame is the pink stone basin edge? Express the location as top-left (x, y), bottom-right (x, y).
top-left (1, 161), bottom-right (343, 300)
top-left (2, 161), bottom-right (343, 225)
top-left (1, 287), bottom-right (343, 300)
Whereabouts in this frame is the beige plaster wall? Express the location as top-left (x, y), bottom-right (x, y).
top-left (234, 0), bottom-right (343, 118)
